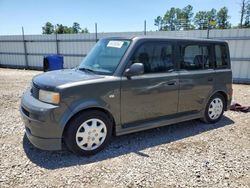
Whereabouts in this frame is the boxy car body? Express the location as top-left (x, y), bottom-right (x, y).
top-left (20, 36), bottom-right (232, 155)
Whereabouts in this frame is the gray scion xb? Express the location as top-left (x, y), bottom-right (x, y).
top-left (20, 36), bottom-right (233, 155)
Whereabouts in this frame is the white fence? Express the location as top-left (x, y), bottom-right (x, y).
top-left (0, 29), bottom-right (250, 83)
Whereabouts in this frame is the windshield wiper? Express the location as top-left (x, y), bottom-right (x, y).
top-left (78, 67), bottom-right (96, 74)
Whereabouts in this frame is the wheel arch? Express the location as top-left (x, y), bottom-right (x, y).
top-left (216, 91), bottom-right (228, 110)
top-left (207, 90), bottom-right (228, 110)
top-left (62, 107), bottom-right (116, 139)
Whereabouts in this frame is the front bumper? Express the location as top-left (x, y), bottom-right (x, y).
top-left (20, 89), bottom-right (64, 150)
top-left (25, 127), bottom-right (61, 150)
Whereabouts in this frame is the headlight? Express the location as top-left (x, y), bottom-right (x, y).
top-left (39, 90), bottom-right (60, 104)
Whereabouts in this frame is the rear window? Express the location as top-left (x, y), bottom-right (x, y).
top-left (180, 44), bottom-right (213, 70)
top-left (215, 44), bottom-right (229, 69)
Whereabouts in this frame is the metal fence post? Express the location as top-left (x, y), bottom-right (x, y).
top-left (55, 33), bottom-right (59, 55)
top-left (207, 19), bottom-right (211, 39)
top-left (95, 23), bottom-right (98, 43)
top-left (55, 25), bottom-right (59, 54)
top-left (207, 28), bottom-right (210, 39)
top-left (144, 20), bottom-right (147, 35)
top-left (22, 27), bottom-right (28, 69)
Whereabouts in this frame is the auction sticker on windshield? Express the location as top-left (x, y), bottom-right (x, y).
top-left (107, 40), bottom-right (124, 48)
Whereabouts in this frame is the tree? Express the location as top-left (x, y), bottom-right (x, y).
top-left (55, 24), bottom-right (65, 34)
top-left (244, 3), bottom-right (250, 27)
top-left (63, 26), bottom-right (73, 33)
top-left (154, 16), bottom-right (164, 31)
top-left (179, 5), bottom-right (194, 30)
top-left (163, 7), bottom-right (178, 31)
top-left (54, 24), bottom-right (72, 34)
top-left (42, 22), bottom-right (54, 34)
top-left (43, 22), bottom-right (89, 34)
top-left (154, 5), bottom-right (233, 31)
top-left (72, 22), bottom-right (81, 33)
top-left (175, 8), bottom-right (184, 30)
top-left (81, 28), bottom-right (89, 33)
top-left (239, 0), bottom-right (247, 28)
top-left (194, 11), bottom-right (209, 30)
top-left (217, 7), bottom-right (231, 29)
top-left (207, 8), bottom-right (217, 29)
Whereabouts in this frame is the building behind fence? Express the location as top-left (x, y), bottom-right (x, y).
top-left (0, 29), bottom-right (250, 83)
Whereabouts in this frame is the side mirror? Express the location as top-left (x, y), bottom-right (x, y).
top-left (124, 63), bottom-right (144, 77)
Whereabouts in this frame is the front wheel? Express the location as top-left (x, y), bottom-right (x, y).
top-left (202, 94), bottom-right (225, 123)
top-left (64, 110), bottom-right (113, 156)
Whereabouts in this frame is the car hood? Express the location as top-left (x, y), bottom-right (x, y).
top-left (33, 69), bottom-right (104, 90)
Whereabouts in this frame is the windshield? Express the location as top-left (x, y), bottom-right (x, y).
top-left (79, 39), bottom-right (131, 75)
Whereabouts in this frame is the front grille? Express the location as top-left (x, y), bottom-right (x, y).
top-left (31, 82), bottom-right (39, 99)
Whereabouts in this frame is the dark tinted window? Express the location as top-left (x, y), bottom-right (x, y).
top-left (180, 44), bottom-right (213, 70)
top-left (131, 42), bottom-right (174, 73)
top-left (215, 44), bottom-right (229, 69)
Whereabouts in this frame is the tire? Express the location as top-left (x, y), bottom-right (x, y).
top-left (202, 93), bottom-right (225, 123)
top-left (64, 110), bottom-right (113, 156)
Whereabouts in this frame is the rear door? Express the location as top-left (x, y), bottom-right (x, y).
top-left (120, 41), bottom-right (179, 127)
top-left (214, 43), bottom-right (232, 107)
top-left (177, 42), bottom-right (215, 113)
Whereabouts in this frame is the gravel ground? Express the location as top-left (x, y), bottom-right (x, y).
top-left (0, 68), bottom-right (249, 188)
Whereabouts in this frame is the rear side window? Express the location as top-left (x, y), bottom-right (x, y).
top-left (215, 44), bottom-right (229, 69)
top-left (180, 44), bottom-right (213, 70)
top-left (130, 42), bottom-right (174, 74)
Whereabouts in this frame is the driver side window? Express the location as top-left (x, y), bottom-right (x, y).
top-left (130, 42), bottom-right (174, 74)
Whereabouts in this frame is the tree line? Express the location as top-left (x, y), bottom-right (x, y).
top-left (155, 2), bottom-right (250, 31)
top-left (42, 1), bottom-right (250, 34)
top-left (42, 22), bottom-right (89, 34)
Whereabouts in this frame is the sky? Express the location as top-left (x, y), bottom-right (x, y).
top-left (0, 0), bottom-right (242, 35)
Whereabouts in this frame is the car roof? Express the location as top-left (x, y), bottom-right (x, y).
top-left (102, 36), bottom-right (226, 43)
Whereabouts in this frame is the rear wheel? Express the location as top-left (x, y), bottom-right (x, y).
top-left (202, 93), bottom-right (225, 123)
top-left (64, 110), bottom-right (112, 156)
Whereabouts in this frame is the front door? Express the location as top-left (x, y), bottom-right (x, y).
top-left (121, 41), bottom-right (179, 127)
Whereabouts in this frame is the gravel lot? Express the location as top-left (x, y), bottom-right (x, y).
top-left (0, 68), bottom-right (249, 188)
